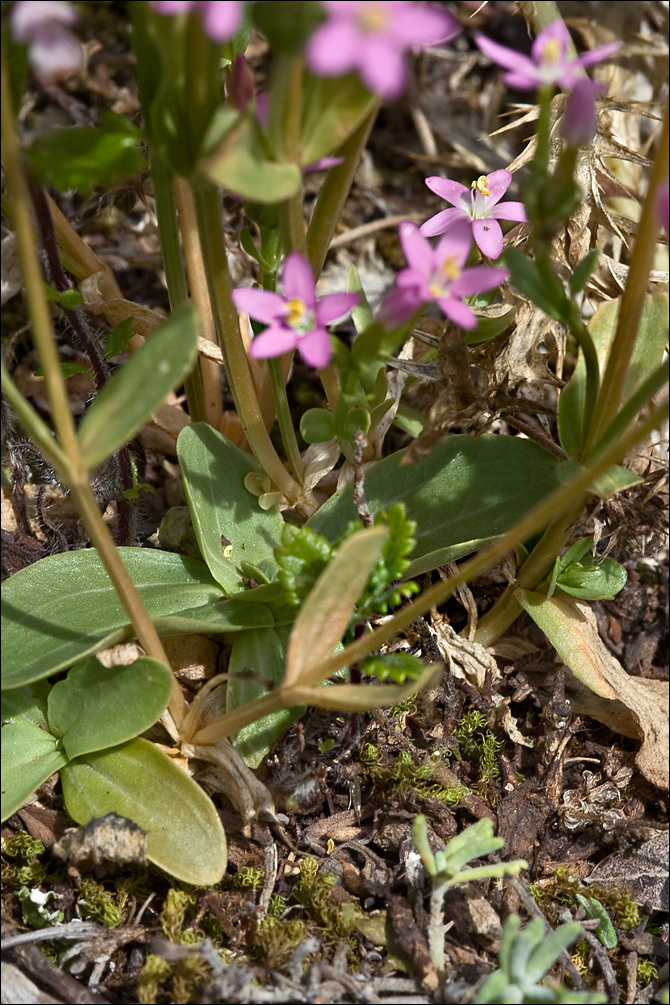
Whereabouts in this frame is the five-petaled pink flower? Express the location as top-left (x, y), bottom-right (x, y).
top-left (152, 1), bottom-right (241, 42)
top-left (233, 253), bottom-right (359, 368)
top-left (475, 20), bottom-right (619, 91)
top-left (420, 170), bottom-right (526, 260)
top-left (306, 1), bottom-right (460, 101)
top-left (380, 221), bottom-right (508, 330)
top-left (11, 1), bottom-right (83, 85)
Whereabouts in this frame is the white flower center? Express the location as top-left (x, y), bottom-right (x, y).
top-left (429, 255), bottom-right (462, 298)
top-left (470, 175), bottom-right (493, 219)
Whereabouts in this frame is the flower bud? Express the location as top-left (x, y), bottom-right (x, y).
top-left (560, 78), bottom-right (605, 146)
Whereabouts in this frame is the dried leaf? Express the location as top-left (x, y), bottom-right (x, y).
top-left (517, 590), bottom-right (669, 789)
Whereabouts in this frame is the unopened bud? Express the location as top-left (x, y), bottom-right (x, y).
top-left (561, 78), bottom-right (605, 146)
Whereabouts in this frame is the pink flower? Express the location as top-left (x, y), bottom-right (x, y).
top-left (380, 221), bottom-right (508, 330)
top-left (11, 1), bottom-right (83, 85)
top-left (475, 19), bottom-right (619, 91)
top-left (561, 78), bottom-right (605, 146)
top-left (420, 170), bottom-right (526, 259)
top-left (232, 253), bottom-right (359, 368)
top-left (306, 1), bottom-right (460, 101)
top-left (152, 1), bottom-right (242, 42)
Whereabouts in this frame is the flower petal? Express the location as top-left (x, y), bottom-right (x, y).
top-left (503, 69), bottom-right (541, 90)
top-left (425, 176), bottom-right (470, 210)
top-left (398, 221), bottom-right (435, 274)
top-left (315, 292), bottom-right (359, 326)
top-left (475, 32), bottom-right (534, 73)
top-left (451, 264), bottom-right (509, 298)
top-left (482, 169), bottom-right (512, 205)
top-left (574, 42), bottom-right (620, 71)
top-left (232, 287), bottom-right (285, 324)
top-left (202, 0), bottom-right (241, 41)
top-left (435, 220), bottom-right (473, 268)
top-left (298, 328), bottom-right (333, 368)
top-left (379, 285), bottom-right (424, 327)
top-left (420, 207), bottom-right (468, 238)
top-left (531, 20), bottom-right (570, 64)
top-left (437, 295), bottom-right (477, 329)
top-left (490, 200), bottom-right (527, 223)
top-left (472, 219), bottom-right (504, 259)
top-left (390, 4), bottom-right (460, 47)
top-left (305, 21), bottom-right (360, 77)
top-left (359, 37), bottom-right (407, 99)
top-left (248, 326), bottom-right (298, 359)
top-left (282, 253), bottom-right (317, 307)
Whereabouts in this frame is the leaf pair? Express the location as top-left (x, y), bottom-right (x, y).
top-left (2, 663), bottom-right (226, 886)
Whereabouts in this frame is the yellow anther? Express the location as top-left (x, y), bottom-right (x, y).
top-left (286, 298), bottom-right (306, 327)
top-left (442, 255), bottom-right (461, 281)
top-left (542, 38), bottom-right (562, 64)
top-left (472, 175), bottom-right (492, 197)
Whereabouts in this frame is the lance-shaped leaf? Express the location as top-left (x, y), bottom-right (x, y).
top-left (2, 548), bottom-right (270, 689)
top-left (47, 657), bottom-right (173, 761)
top-left (283, 665), bottom-right (441, 713)
top-left (517, 589), bottom-right (669, 790)
top-left (1, 682), bottom-right (67, 821)
top-left (77, 304), bottom-right (198, 470)
top-left (60, 737), bottom-right (227, 886)
top-left (282, 526), bottom-right (388, 690)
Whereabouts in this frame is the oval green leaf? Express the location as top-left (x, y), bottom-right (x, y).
top-left (60, 738), bottom-right (226, 885)
top-left (1, 548), bottom-right (243, 689)
top-left (47, 656), bottom-right (173, 761)
top-left (307, 435), bottom-right (565, 578)
top-left (177, 423), bottom-right (284, 590)
top-left (77, 304), bottom-right (198, 470)
top-left (1, 683), bottom-right (66, 821)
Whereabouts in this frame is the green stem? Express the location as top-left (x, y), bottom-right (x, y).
top-left (306, 107), bottom-right (378, 276)
top-left (267, 357), bottom-right (304, 480)
top-left (1, 55), bottom-right (187, 729)
top-left (151, 158), bottom-right (208, 423)
top-left (187, 396), bottom-right (667, 745)
top-left (192, 179), bottom-right (303, 504)
top-left (269, 53), bottom-right (306, 255)
top-left (583, 109), bottom-right (669, 456)
top-left (594, 359), bottom-right (670, 457)
top-left (567, 313), bottom-right (600, 456)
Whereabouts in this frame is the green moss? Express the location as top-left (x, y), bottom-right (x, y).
top-left (78, 877), bottom-right (131, 929)
top-left (160, 888), bottom-right (195, 943)
top-left (1, 833), bottom-right (49, 888)
top-left (452, 710), bottom-right (503, 784)
top-left (228, 866), bottom-right (264, 891)
top-left (637, 959), bottom-right (658, 987)
top-left (531, 866), bottom-right (641, 930)
top-left (255, 915), bottom-right (307, 968)
top-left (137, 953), bottom-right (172, 1005)
top-left (361, 746), bottom-right (469, 804)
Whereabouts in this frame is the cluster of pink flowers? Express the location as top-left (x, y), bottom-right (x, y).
top-left (11, 1), bottom-right (83, 85)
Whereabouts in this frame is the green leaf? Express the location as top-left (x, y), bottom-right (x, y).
top-left (104, 318), bottom-right (135, 359)
top-left (47, 657), bottom-right (173, 760)
top-left (575, 895), bottom-right (617, 950)
top-left (1, 723), bottom-right (67, 822)
top-left (27, 112), bottom-right (145, 195)
top-left (60, 738), bottom-right (226, 885)
top-left (300, 407), bottom-right (335, 444)
top-left (299, 70), bottom-right (377, 166)
top-left (77, 304), bottom-right (198, 470)
top-left (308, 435), bottom-right (565, 578)
top-left (275, 524), bottom-right (333, 608)
top-left (227, 628), bottom-right (303, 769)
top-left (177, 423), bottom-right (284, 590)
top-left (525, 922), bottom-right (583, 984)
top-left (558, 293), bottom-right (669, 458)
top-left (362, 652), bottom-right (426, 684)
top-left (33, 361), bottom-right (90, 380)
top-left (569, 250), bottom-right (600, 297)
top-left (199, 111), bottom-right (301, 203)
top-left (554, 555), bottom-right (627, 600)
top-left (1, 682), bottom-right (67, 821)
top-left (1, 548), bottom-right (261, 689)
top-left (503, 246), bottom-right (568, 321)
top-left (466, 307), bottom-right (515, 345)
top-left (346, 265), bottom-right (375, 335)
top-left (285, 526), bottom-right (388, 688)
